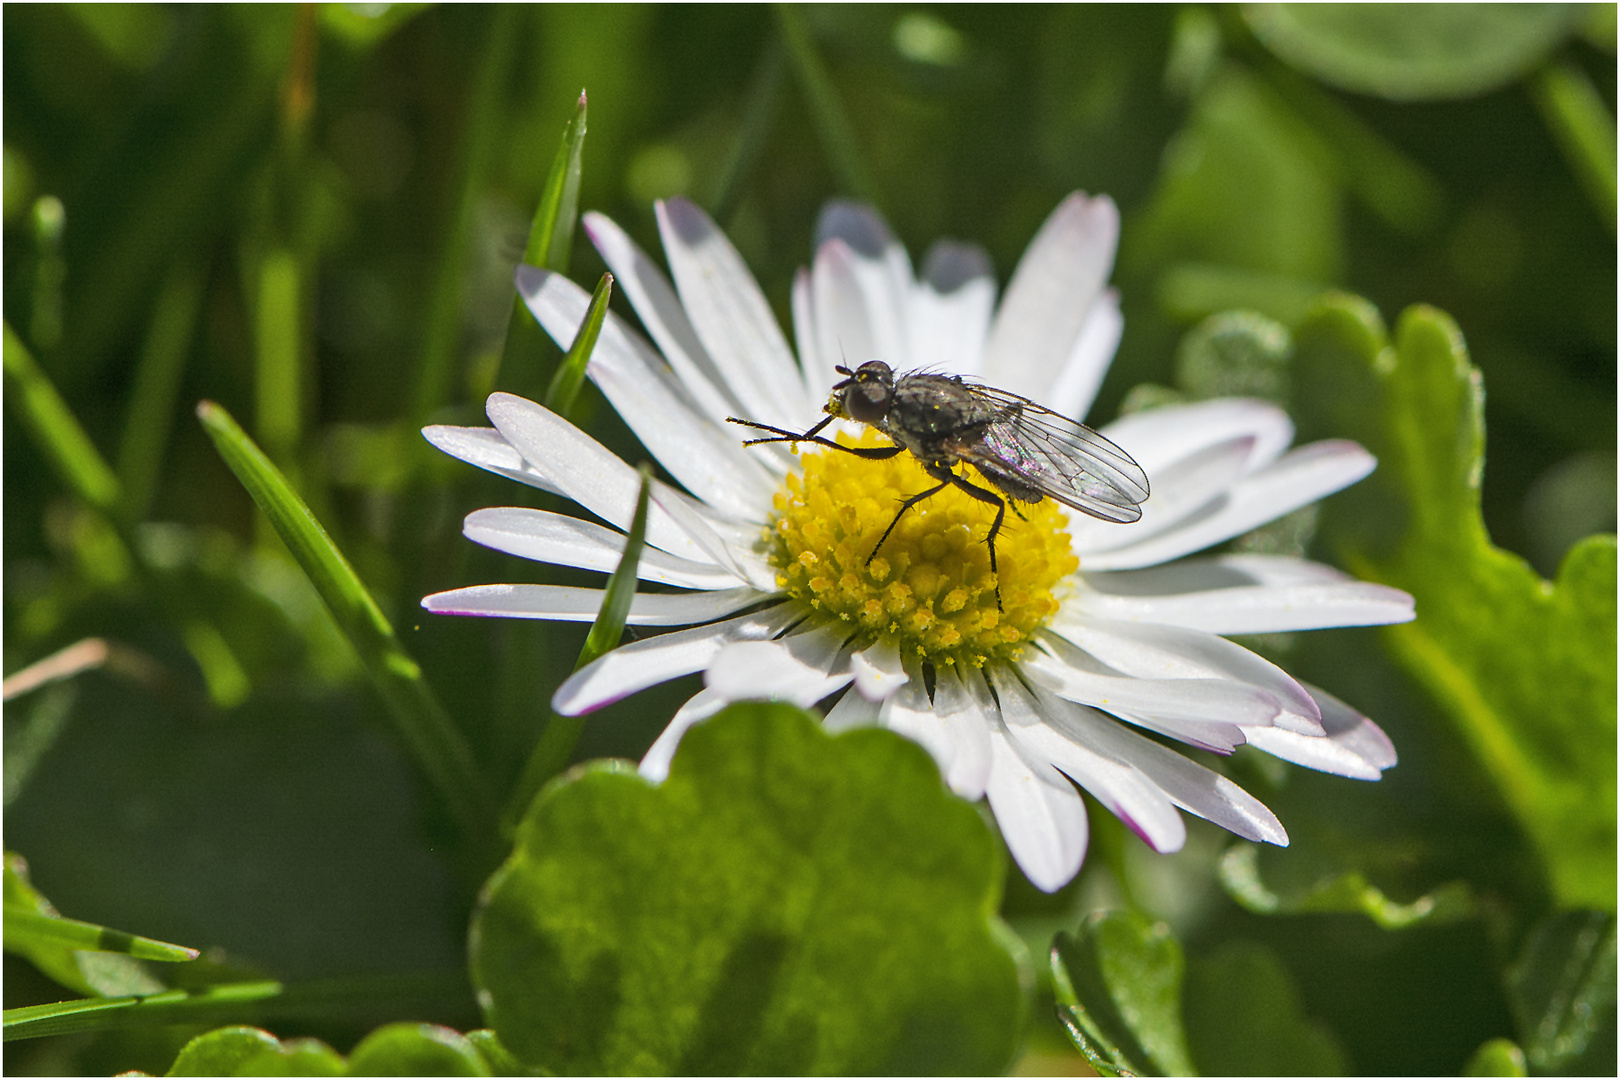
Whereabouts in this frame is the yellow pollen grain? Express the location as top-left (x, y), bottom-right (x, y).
top-left (767, 429), bottom-right (1079, 668)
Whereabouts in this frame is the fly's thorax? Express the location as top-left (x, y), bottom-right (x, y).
top-left (766, 429), bottom-right (1079, 668)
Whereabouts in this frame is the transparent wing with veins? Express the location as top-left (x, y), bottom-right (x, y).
top-left (953, 384), bottom-right (1150, 523)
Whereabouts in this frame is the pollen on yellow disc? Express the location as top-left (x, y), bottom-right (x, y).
top-left (768, 430), bottom-right (1079, 667)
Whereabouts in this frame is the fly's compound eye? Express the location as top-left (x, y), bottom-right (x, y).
top-left (842, 376), bottom-right (891, 425)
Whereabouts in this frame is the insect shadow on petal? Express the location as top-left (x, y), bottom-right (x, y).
top-left (727, 361), bottom-right (1150, 611)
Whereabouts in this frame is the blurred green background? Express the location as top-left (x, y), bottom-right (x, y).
top-left (4, 5), bottom-right (1614, 1075)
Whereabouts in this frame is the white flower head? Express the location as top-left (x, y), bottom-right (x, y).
top-left (423, 193), bottom-right (1415, 892)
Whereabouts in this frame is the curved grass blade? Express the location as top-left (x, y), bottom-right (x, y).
top-left (117, 259), bottom-right (206, 519)
top-left (195, 401), bottom-right (494, 839)
top-left (3, 982), bottom-right (284, 1043)
top-left (4, 908), bottom-right (198, 964)
top-left (776, 4), bottom-right (880, 207)
top-left (1532, 61), bottom-right (1617, 234)
top-left (497, 89), bottom-right (588, 395)
top-left (543, 271), bottom-right (613, 418)
top-left (501, 463), bottom-right (652, 834)
top-left (3, 322), bottom-right (123, 517)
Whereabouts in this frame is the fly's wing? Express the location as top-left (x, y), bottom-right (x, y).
top-left (955, 386), bottom-right (1150, 523)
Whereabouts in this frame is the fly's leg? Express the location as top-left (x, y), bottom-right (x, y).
top-left (868, 479), bottom-right (951, 567)
top-left (928, 463), bottom-right (1009, 612)
top-left (726, 416), bottom-right (903, 461)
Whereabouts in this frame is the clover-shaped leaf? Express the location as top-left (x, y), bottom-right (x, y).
top-left (470, 701), bottom-right (1023, 1075)
top-left (1294, 297), bottom-right (1616, 911)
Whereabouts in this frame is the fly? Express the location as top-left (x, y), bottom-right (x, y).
top-left (728, 360), bottom-right (1150, 610)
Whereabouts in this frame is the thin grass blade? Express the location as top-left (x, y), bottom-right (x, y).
top-left (195, 401), bottom-right (493, 839)
top-left (3, 322), bottom-right (123, 516)
top-left (501, 464), bottom-right (652, 833)
top-left (4, 908), bottom-right (199, 963)
top-left (543, 271), bottom-right (613, 419)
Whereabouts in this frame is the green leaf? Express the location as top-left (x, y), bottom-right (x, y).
top-left (1464, 1037), bottom-right (1528, 1077)
top-left (496, 90), bottom-right (588, 396)
top-left (1504, 911), bottom-right (1617, 1074)
top-left (1182, 941), bottom-right (1348, 1076)
top-left (168, 1026), bottom-right (344, 1076)
top-left (1293, 298), bottom-right (1617, 910)
top-left (1244, 4), bottom-right (1584, 100)
top-left (471, 702), bottom-right (1023, 1075)
top-left (345, 1022), bottom-right (490, 1076)
top-left (3, 321), bottom-right (124, 516)
top-left (1217, 843), bottom-right (1474, 930)
top-left (499, 461), bottom-right (652, 835)
top-left (116, 258), bottom-right (206, 518)
top-left (1051, 910), bottom-right (1195, 1077)
top-left (542, 271), bottom-right (613, 418)
top-left (194, 401), bottom-right (493, 840)
top-left (3, 851), bottom-right (166, 997)
top-left (462, 1030), bottom-right (525, 1077)
top-left (1174, 309), bottom-right (1293, 403)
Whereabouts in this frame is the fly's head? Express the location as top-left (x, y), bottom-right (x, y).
top-left (826, 360), bottom-right (895, 426)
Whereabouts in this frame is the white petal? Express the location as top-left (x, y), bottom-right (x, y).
top-left (849, 637), bottom-right (908, 701)
top-left (983, 193), bottom-right (1120, 403)
top-left (1069, 433), bottom-right (1259, 556)
top-left (1099, 398), bottom-right (1295, 478)
top-left (582, 213), bottom-right (745, 423)
top-left (1012, 674), bottom-right (1287, 846)
top-left (1042, 289), bottom-right (1123, 423)
top-left (1112, 709), bottom-right (1251, 755)
top-left (422, 583), bottom-right (764, 625)
top-left (484, 394), bottom-right (709, 561)
top-left (516, 266), bottom-right (783, 518)
top-left (1043, 617), bottom-right (1322, 734)
top-left (1022, 635), bottom-right (1292, 729)
top-left (1081, 440), bottom-right (1377, 571)
top-left (792, 267), bottom-right (838, 403)
top-left (912, 240), bottom-right (995, 377)
top-left (987, 667), bottom-right (1186, 855)
top-left (461, 507), bottom-right (744, 590)
top-left (704, 622), bottom-right (854, 707)
top-left (552, 602), bottom-right (802, 715)
top-left (421, 425), bottom-right (562, 496)
top-left (1075, 559), bottom-right (1415, 635)
top-left (1242, 682), bottom-right (1397, 779)
top-left (811, 239), bottom-right (907, 375)
top-left (823, 685), bottom-right (881, 733)
top-left (879, 657), bottom-right (992, 799)
top-left (657, 198), bottom-right (810, 421)
top-left (647, 486), bottom-right (777, 593)
top-left (639, 689), bottom-right (729, 782)
top-left (985, 723), bottom-right (1090, 893)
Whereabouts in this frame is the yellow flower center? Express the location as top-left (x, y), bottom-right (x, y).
top-left (767, 430), bottom-right (1079, 668)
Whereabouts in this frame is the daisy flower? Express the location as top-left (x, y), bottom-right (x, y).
top-left (423, 194), bottom-right (1415, 891)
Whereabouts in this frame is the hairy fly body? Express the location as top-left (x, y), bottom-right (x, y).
top-left (728, 360), bottom-right (1150, 609)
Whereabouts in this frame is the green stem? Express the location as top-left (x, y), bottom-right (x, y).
top-left (1531, 60), bottom-right (1617, 235)
top-left (775, 4), bottom-right (880, 207)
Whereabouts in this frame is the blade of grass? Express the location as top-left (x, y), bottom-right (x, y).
top-left (776, 3), bottom-right (880, 207)
top-left (500, 464), bottom-right (652, 834)
top-left (542, 271), bottom-right (613, 418)
top-left (4, 908), bottom-right (199, 963)
top-left (3, 322), bottom-right (124, 517)
top-left (709, 41), bottom-right (786, 223)
top-left (493, 90), bottom-right (588, 397)
top-left (195, 400), bottom-right (494, 839)
top-left (116, 258), bottom-right (207, 519)
top-left (3, 971), bottom-right (469, 1042)
top-left (1532, 60), bottom-right (1617, 234)
top-left (414, 5), bottom-right (520, 420)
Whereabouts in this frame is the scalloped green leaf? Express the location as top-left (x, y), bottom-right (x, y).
top-left (1051, 910), bottom-right (1194, 1077)
top-left (345, 1022), bottom-right (490, 1077)
top-left (1464, 1037), bottom-right (1528, 1077)
top-left (1294, 297), bottom-right (1617, 911)
top-left (1245, 4), bottom-right (1583, 101)
top-left (470, 702), bottom-right (1023, 1075)
top-left (1183, 941), bottom-right (1348, 1076)
top-left (167, 1026), bottom-right (344, 1076)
